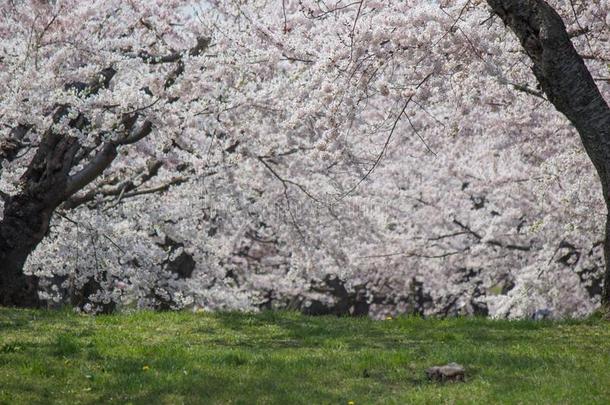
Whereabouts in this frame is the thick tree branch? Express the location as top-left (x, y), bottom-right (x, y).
top-left (137, 37), bottom-right (211, 64)
top-left (65, 143), bottom-right (117, 198)
top-left (65, 119), bottom-right (153, 198)
top-left (64, 160), bottom-right (163, 209)
top-left (0, 124), bottom-right (32, 164)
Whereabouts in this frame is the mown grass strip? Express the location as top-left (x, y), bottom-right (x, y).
top-left (0, 308), bottom-right (608, 404)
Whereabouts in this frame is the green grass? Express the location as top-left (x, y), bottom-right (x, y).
top-left (0, 309), bottom-right (609, 404)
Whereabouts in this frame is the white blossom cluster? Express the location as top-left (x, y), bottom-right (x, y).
top-left (2, 0), bottom-right (610, 317)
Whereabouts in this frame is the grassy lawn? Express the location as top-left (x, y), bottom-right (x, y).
top-left (0, 309), bottom-right (609, 404)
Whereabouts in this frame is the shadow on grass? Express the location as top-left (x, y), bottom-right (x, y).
top-left (2, 344), bottom-right (572, 405)
top-left (0, 307), bottom-right (88, 334)
top-left (1, 308), bottom-right (607, 404)
top-left (208, 311), bottom-right (559, 350)
top-left (3, 351), bottom-right (365, 404)
top-left (92, 356), bottom-right (350, 404)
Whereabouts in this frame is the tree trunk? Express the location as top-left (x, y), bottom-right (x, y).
top-left (0, 64), bottom-right (118, 308)
top-left (0, 64), bottom-right (160, 309)
top-left (0, 196), bottom-right (51, 307)
top-left (0, 123), bottom-right (80, 307)
top-left (602, 215), bottom-right (610, 309)
top-left (486, 0), bottom-right (610, 306)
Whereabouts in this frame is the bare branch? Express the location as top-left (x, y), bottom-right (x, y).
top-left (257, 156), bottom-right (320, 202)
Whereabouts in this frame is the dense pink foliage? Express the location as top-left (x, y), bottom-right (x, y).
top-left (2, 0), bottom-right (609, 317)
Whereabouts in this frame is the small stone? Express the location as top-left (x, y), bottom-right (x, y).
top-left (425, 362), bottom-right (465, 382)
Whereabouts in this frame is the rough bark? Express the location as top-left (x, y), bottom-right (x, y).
top-left (0, 108), bottom-right (86, 306)
top-left (0, 119), bottom-right (79, 307)
top-left (0, 115), bottom-right (154, 307)
top-left (486, 0), bottom-right (610, 306)
top-left (0, 70), bottom-right (118, 307)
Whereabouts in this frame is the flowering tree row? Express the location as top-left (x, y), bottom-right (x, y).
top-left (1, 0), bottom-right (609, 317)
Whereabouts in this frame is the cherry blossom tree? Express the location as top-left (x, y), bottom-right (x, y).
top-left (1, 0), bottom-right (609, 317)
top-left (485, 0), bottom-right (610, 309)
top-left (0, 0), bottom-right (210, 306)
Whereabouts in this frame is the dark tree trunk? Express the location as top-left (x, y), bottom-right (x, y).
top-left (0, 196), bottom-right (51, 307)
top-left (486, 0), bottom-right (610, 306)
top-left (605, 216), bottom-right (610, 305)
top-left (0, 67), bottom-right (130, 308)
top-left (0, 126), bottom-right (80, 307)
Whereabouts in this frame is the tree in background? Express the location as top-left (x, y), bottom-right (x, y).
top-left (1, 0), bottom-right (609, 317)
